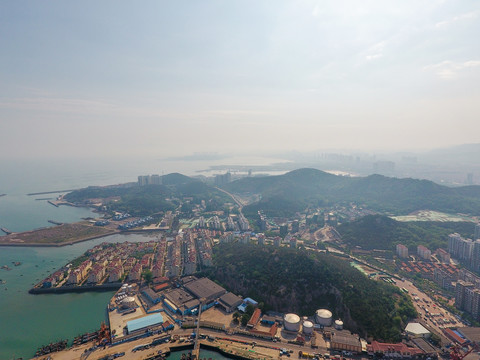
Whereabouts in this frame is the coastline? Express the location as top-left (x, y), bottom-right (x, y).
top-left (0, 228), bottom-right (172, 247)
top-left (29, 283), bottom-right (122, 295)
top-left (0, 229), bottom-right (120, 247)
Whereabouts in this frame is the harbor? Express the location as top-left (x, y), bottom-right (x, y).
top-left (0, 233), bottom-right (157, 360)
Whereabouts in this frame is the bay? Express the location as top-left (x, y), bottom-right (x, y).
top-left (0, 156), bottom-right (282, 359)
top-left (0, 233), bottom-right (158, 359)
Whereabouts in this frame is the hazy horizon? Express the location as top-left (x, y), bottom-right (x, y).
top-left (1, 1), bottom-right (479, 159)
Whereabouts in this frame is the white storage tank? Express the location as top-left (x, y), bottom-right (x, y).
top-left (334, 319), bottom-right (344, 330)
top-left (284, 313), bottom-right (301, 332)
top-left (303, 320), bottom-right (314, 334)
top-left (121, 296), bottom-right (137, 309)
top-left (315, 309), bottom-right (333, 326)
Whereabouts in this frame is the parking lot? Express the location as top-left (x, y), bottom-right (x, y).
top-left (396, 279), bottom-right (463, 337)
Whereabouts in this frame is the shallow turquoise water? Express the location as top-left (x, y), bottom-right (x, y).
top-left (0, 156), bottom-right (277, 359)
top-left (0, 233), bottom-right (158, 359)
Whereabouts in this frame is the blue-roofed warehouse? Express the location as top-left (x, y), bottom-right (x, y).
top-left (127, 313), bottom-right (164, 334)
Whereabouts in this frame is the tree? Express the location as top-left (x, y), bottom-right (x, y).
top-left (142, 270), bottom-right (153, 285)
top-left (232, 312), bottom-right (241, 324)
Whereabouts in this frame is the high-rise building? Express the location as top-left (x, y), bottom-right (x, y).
top-left (475, 223), bottom-right (480, 240)
top-left (291, 220), bottom-right (300, 234)
top-left (435, 248), bottom-right (450, 263)
top-left (138, 174), bottom-right (162, 186)
top-left (417, 245), bottom-right (431, 260)
top-left (472, 240), bottom-right (480, 272)
top-left (433, 268), bottom-right (455, 291)
top-left (455, 280), bottom-right (475, 311)
top-left (396, 244), bottom-right (409, 258)
top-left (448, 233), bottom-right (474, 261)
top-left (214, 172), bottom-right (232, 186)
top-left (290, 237), bottom-right (297, 249)
top-left (274, 237), bottom-right (281, 247)
top-left (257, 234), bottom-right (265, 246)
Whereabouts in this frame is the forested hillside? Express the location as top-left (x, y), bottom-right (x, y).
top-left (337, 215), bottom-right (475, 251)
top-left (203, 243), bottom-right (416, 341)
top-left (64, 173), bottom-right (231, 216)
top-left (223, 168), bottom-right (480, 218)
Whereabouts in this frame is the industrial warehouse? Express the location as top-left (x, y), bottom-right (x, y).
top-left (101, 274), bottom-right (441, 359)
top-left (35, 269), bottom-right (463, 360)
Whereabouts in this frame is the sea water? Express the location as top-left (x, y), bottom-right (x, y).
top-left (0, 156), bottom-right (279, 359)
top-left (0, 233), bottom-right (158, 359)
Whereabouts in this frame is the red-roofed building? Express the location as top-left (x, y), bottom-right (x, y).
top-left (367, 341), bottom-right (423, 358)
top-left (153, 283), bottom-right (170, 292)
top-left (443, 328), bottom-right (467, 345)
top-left (248, 323), bottom-right (278, 339)
top-left (247, 308), bottom-right (261, 328)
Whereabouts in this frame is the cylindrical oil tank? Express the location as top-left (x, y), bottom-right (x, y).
top-left (315, 309), bottom-right (333, 326)
top-left (334, 319), bottom-right (344, 330)
top-left (121, 296), bottom-right (137, 309)
top-left (303, 320), bottom-right (314, 334)
top-left (284, 313), bottom-right (301, 332)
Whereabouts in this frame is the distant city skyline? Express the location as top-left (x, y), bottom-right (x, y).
top-left (1, 1), bottom-right (479, 159)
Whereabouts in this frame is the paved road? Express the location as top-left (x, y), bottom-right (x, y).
top-left (396, 279), bottom-right (462, 345)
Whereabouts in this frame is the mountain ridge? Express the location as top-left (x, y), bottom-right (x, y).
top-left (222, 168), bottom-right (480, 217)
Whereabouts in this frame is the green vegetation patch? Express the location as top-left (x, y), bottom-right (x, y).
top-left (65, 174), bottom-right (232, 216)
top-left (203, 243), bottom-right (416, 341)
top-left (225, 168), bottom-right (480, 218)
top-left (338, 215), bottom-right (475, 251)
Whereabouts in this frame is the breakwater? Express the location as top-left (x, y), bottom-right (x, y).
top-left (27, 189), bottom-right (76, 196)
top-left (1, 227), bottom-right (13, 235)
top-left (29, 283), bottom-right (122, 295)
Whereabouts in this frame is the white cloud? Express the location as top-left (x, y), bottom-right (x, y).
top-left (435, 11), bottom-right (478, 28)
top-left (424, 60), bottom-right (480, 80)
top-left (364, 41), bottom-right (386, 61)
top-left (366, 53), bottom-right (383, 61)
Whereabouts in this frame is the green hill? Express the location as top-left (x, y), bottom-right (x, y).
top-left (337, 215), bottom-right (475, 251)
top-left (223, 168), bottom-right (480, 217)
top-left (203, 243), bottom-right (416, 341)
top-left (64, 173), bottom-right (231, 216)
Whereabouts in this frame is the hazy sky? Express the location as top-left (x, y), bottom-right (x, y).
top-left (1, 0), bottom-right (479, 159)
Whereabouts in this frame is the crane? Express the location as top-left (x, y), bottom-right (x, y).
top-left (450, 343), bottom-right (478, 360)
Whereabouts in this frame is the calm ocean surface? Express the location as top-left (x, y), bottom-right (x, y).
top-left (0, 157), bottom-right (278, 359)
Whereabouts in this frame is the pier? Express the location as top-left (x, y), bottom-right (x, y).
top-left (48, 220), bottom-right (63, 226)
top-left (1, 227), bottom-right (13, 235)
top-left (29, 283), bottom-right (122, 294)
top-left (192, 300), bottom-right (204, 360)
top-left (27, 189), bottom-right (76, 196)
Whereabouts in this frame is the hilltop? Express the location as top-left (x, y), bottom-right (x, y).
top-left (222, 168), bottom-right (480, 217)
top-left (203, 243), bottom-right (416, 342)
